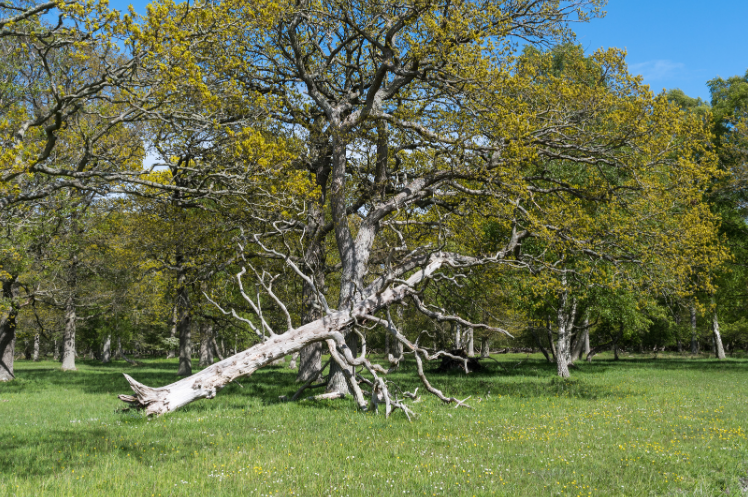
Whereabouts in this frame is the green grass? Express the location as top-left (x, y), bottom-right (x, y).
top-left (1, 354), bottom-right (747, 496)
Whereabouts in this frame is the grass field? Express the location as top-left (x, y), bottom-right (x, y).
top-left (1, 354), bottom-right (747, 496)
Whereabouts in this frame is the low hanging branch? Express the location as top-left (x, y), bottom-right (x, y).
top-left (118, 251), bottom-right (502, 416)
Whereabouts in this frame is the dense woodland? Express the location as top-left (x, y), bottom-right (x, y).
top-left (2, 0), bottom-right (748, 414)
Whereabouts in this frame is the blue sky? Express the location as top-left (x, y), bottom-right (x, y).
top-left (573, 0), bottom-right (748, 101)
top-left (109, 0), bottom-right (747, 103)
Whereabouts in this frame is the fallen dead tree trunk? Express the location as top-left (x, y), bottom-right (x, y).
top-left (119, 252), bottom-right (504, 416)
top-left (119, 318), bottom-right (347, 415)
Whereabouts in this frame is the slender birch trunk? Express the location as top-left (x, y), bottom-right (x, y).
top-left (466, 328), bottom-right (474, 357)
top-left (555, 285), bottom-right (572, 378)
top-left (712, 298), bottom-right (726, 360)
top-left (453, 322), bottom-right (462, 350)
top-left (61, 292), bottom-right (77, 371)
top-left (32, 333), bottom-right (40, 362)
top-left (101, 334), bottom-right (111, 363)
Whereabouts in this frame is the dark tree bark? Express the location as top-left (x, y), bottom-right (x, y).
top-left (0, 279), bottom-right (17, 381)
top-left (546, 316), bottom-right (557, 362)
top-left (613, 323), bottom-right (624, 361)
top-left (530, 325), bottom-right (552, 362)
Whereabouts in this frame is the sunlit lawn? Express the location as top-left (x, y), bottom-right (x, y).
top-left (1, 353), bottom-right (747, 496)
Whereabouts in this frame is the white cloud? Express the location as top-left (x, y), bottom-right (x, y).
top-left (628, 60), bottom-right (685, 81)
top-left (143, 150), bottom-right (167, 170)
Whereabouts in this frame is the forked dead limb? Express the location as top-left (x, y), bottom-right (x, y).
top-left (118, 252), bottom-right (500, 417)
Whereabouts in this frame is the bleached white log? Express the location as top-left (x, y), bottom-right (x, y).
top-left (120, 253), bottom-right (454, 415)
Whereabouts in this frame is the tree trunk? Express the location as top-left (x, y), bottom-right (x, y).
top-left (583, 325), bottom-right (590, 357)
top-left (199, 323), bottom-right (213, 367)
top-left (288, 352), bottom-right (298, 369)
top-left (296, 117), bottom-right (332, 384)
top-left (211, 337), bottom-right (224, 361)
top-left (296, 244), bottom-right (326, 382)
top-left (61, 293), bottom-right (77, 371)
top-left (53, 339), bottom-right (60, 362)
top-left (0, 279), bottom-right (17, 381)
top-left (570, 317), bottom-right (588, 363)
top-left (101, 334), bottom-right (111, 364)
top-left (453, 322), bottom-right (462, 350)
top-left (324, 129), bottom-right (390, 394)
top-left (175, 260), bottom-right (192, 376)
top-left (690, 302), bottom-right (699, 354)
top-left (166, 304), bottom-right (177, 359)
top-left (466, 328), bottom-right (474, 357)
top-left (32, 333), bottom-right (40, 362)
top-left (712, 301), bottom-right (726, 360)
top-left (115, 336), bottom-right (123, 359)
top-left (529, 325), bottom-right (551, 362)
top-left (546, 316), bottom-right (557, 362)
top-left (555, 289), bottom-right (572, 378)
top-left (297, 343), bottom-right (323, 381)
top-left (327, 332), bottom-right (357, 394)
top-left (613, 323), bottom-right (624, 361)
top-left (480, 337), bottom-right (490, 359)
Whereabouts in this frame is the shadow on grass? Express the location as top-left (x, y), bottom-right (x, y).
top-left (0, 424), bottom-right (220, 478)
top-left (7, 355), bottom-right (747, 410)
